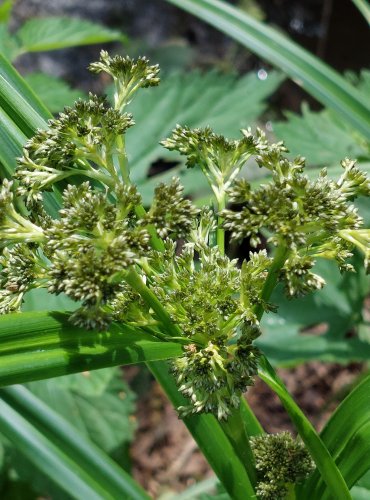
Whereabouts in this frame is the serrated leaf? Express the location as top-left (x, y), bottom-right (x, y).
top-left (26, 368), bottom-right (136, 454)
top-left (24, 73), bottom-right (86, 113)
top-left (258, 253), bottom-right (370, 366)
top-left (126, 69), bottom-right (283, 185)
top-left (165, 0), bottom-right (370, 139)
top-left (15, 17), bottom-right (125, 54)
top-left (273, 104), bottom-right (366, 166)
top-left (0, 24), bottom-right (19, 61)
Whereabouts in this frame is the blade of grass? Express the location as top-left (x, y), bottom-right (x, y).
top-left (148, 361), bottom-right (255, 500)
top-left (165, 0), bottom-right (370, 139)
top-left (0, 385), bottom-right (150, 500)
top-left (352, 0), bottom-right (370, 24)
top-left (258, 355), bottom-right (352, 500)
top-left (0, 311), bottom-right (183, 386)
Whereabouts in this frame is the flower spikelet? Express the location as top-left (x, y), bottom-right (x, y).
top-left (250, 432), bottom-right (314, 499)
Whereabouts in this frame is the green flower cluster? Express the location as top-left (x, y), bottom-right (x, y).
top-left (222, 149), bottom-right (369, 296)
top-left (250, 432), bottom-right (314, 499)
top-left (0, 51), bottom-right (369, 421)
top-left (145, 233), bottom-right (266, 418)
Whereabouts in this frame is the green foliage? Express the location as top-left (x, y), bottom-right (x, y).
top-left (1, 368), bottom-right (136, 498)
top-left (0, 46), bottom-right (369, 500)
top-left (24, 73), bottom-right (86, 114)
top-left (0, 16), bottom-right (125, 60)
top-left (165, 0), bottom-right (370, 139)
top-left (273, 70), bottom-right (370, 167)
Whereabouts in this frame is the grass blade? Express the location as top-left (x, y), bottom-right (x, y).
top-left (0, 311), bottom-right (183, 386)
top-left (165, 0), bottom-right (370, 139)
top-left (0, 385), bottom-right (149, 500)
top-left (258, 355), bottom-right (351, 500)
top-left (148, 361), bottom-right (255, 500)
top-left (300, 373), bottom-right (370, 498)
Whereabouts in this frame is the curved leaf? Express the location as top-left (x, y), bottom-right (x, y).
top-left (0, 310), bottom-right (183, 386)
top-left (165, 0), bottom-right (370, 139)
top-left (0, 385), bottom-right (149, 500)
top-left (299, 373), bottom-right (370, 498)
top-left (149, 361), bottom-right (255, 500)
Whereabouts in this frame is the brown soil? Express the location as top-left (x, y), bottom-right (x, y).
top-left (129, 362), bottom-right (364, 498)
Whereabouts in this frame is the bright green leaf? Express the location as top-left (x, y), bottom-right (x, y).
top-left (0, 311), bottom-right (183, 387)
top-left (15, 16), bottom-right (125, 54)
top-left (126, 69), bottom-right (283, 190)
top-left (24, 72), bottom-right (86, 113)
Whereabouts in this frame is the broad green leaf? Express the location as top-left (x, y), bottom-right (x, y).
top-left (258, 254), bottom-right (370, 367)
top-left (24, 73), bottom-right (86, 113)
top-left (0, 311), bottom-right (183, 386)
top-left (26, 368), bottom-right (136, 455)
top-left (299, 374), bottom-right (370, 498)
top-left (165, 0), bottom-right (370, 139)
top-left (0, 385), bottom-right (149, 500)
top-left (127, 69), bottom-right (283, 184)
top-left (15, 17), bottom-right (125, 55)
top-left (351, 471), bottom-right (370, 500)
top-left (149, 361), bottom-right (255, 500)
top-left (0, 24), bottom-right (19, 61)
top-left (273, 104), bottom-right (366, 166)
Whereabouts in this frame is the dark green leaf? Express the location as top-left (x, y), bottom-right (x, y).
top-left (15, 17), bottom-right (125, 54)
top-left (165, 0), bottom-right (370, 139)
top-left (127, 69), bottom-right (283, 185)
top-left (24, 73), bottom-right (86, 113)
top-left (258, 254), bottom-right (370, 367)
top-left (299, 374), bottom-right (370, 498)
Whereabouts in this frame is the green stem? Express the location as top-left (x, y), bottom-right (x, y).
top-left (124, 268), bottom-right (183, 338)
top-left (254, 244), bottom-right (290, 321)
top-left (216, 191), bottom-right (226, 255)
top-left (259, 356), bottom-right (352, 500)
top-left (220, 408), bottom-right (257, 485)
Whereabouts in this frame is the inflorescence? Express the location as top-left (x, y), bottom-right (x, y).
top-left (250, 432), bottom-right (314, 499)
top-left (0, 50), bottom-right (369, 421)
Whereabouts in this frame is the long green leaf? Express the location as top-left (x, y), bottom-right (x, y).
top-left (0, 385), bottom-right (149, 500)
top-left (258, 356), bottom-right (351, 500)
top-left (0, 311), bottom-right (183, 386)
top-left (0, 53), bottom-right (50, 175)
top-left (165, 0), bottom-right (370, 139)
top-left (148, 361), bottom-right (255, 500)
top-left (300, 373), bottom-right (370, 498)
top-left (352, 0), bottom-right (370, 24)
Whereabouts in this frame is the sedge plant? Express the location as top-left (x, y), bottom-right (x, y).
top-left (0, 51), bottom-right (369, 499)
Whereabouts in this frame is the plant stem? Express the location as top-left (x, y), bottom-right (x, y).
top-left (259, 356), bottom-right (352, 500)
top-left (220, 408), bottom-right (257, 485)
top-left (254, 243), bottom-right (290, 321)
top-left (124, 268), bottom-right (183, 338)
top-left (216, 191), bottom-right (226, 255)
